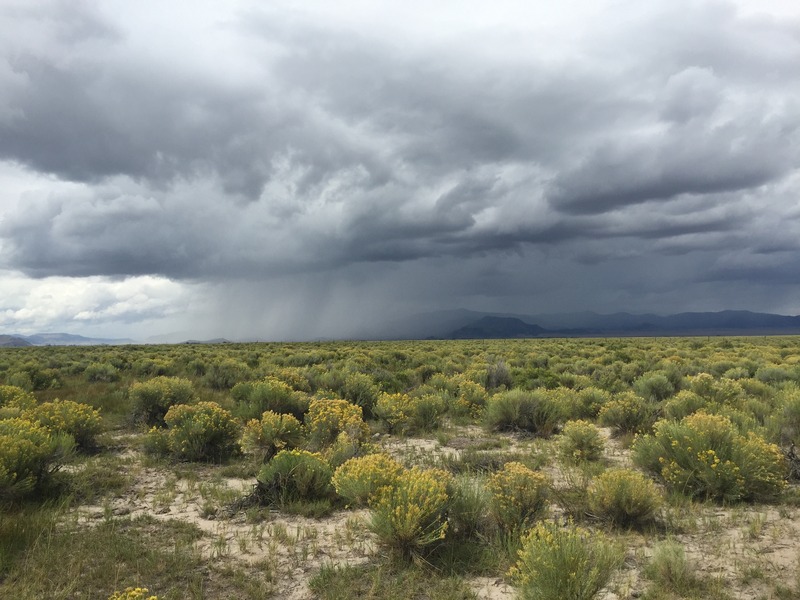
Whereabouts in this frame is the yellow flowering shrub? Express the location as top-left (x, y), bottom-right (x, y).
top-left (108, 588), bottom-right (158, 600)
top-left (451, 379), bottom-right (489, 418)
top-left (487, 461), bottom-right (549, 531)
top-left (0, 417), bottom-right (73, 500)
top-left (587, 468), bottom-right (662, 527)
top-left (305, 398), bottom-right (368, 448)
top-left (369, 466), bottom-right (450, 558)
top-left (0, 384), bottom-right (37, 419)
top-left (129, 376), bottom-right (195, 426)
top-left (331, 453), bottom-right (404, 506)
top-left (373, 393), bottom-right (415, 433)
top-left (373, 392), bottom-right (446, 435)
top-left (256, 449), bottom-right (334, 504)
top-left (157, 401), bottom-right (239, 461)
top-left (510, 520), bottom-right (623, 600)
top-left (686, 372), bottom-right (744, 404)
top-left (736, 432), bottom-right (787, 500)
top-left (558, 420), bottom-right (605, 464)
top-left (24, 399), bottom-right (102, 450)
top-left (269, 367), bottom-right (312, 392)
top-left (633, 411), bottom-right (786, 502)
top-left (239, 410), bottom-right (304, 462)
top-left (598, 391), bottom-right (656, 435)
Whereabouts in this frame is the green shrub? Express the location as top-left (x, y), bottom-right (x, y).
top-left (331, 453), bottom-right (404, 506)
top-left (239, 410), bottom-right (304, 462)
top-left (511, 520), bottom-right (623, 600)
top-left (633, 411), bottom-right (786, 502)
top-left (9, 363), bottom-right (63, 391)
top-left (644, 539), bottom-right (697, 595)
top-left (10, 365), bottom-right (59, 391)
top-left (0, 418), bottom-right (74, 500)
top-left (231, 378), bottom-right (310, 421)
top-left (484, 389), bottom-right (562, 437)
top-left (661, 390), bottom-right (706, 421)
top-left (369, 467), bottom-right (450, 558)
top-left (204, 358), bottom-right (250, 390)
top-left (487, 461), bottom-right (549, 531)
top-left (722, 366), bottom-right (750, 380)
top-left (323, 431), bottom-right (374, 469)
top-left (755, 366), bottom-right (793, 384)
top-left (738, 377), bottom-right (773, 400)
top-left (187, 359), bottom-right (206, 376)
top-left (598, 391), bottom-right (656, 436)
top-left (558, 420), bottom-right (605, 464)
top-left (446, 475), bottom-right (491, 539)
top-left (84, 362), bottom-right (119, 383)
top-left (411, 393), bottom-right (447, 430)
top-left (129, 377), bottom-right (195, 426)
top-left (587, 468), bottom-right (661, 527)
top-left (256, 449), bottom-right (334, 505)
top-left (340, 372), bottom-right (380, 418)
top-left (633, 372), bottom-right (675, 402)
top-left (6, 371), bottom-right (33, 391)
top-left (141, 427), bottom-right (170, 456)
top-left (132, 357), bottom-right (173, 376)
top-left (485, 360), bottom-right (513, 391)
top-left (24, 399), bottom-right (103, 450)
top-left (155, 402), bottom-right (239, 461)
top-left (305, 398), bottom-right (368, 449)
top-left (569, 387), bottom-right (611, 420)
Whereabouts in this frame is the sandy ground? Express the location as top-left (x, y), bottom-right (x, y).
top-left (72, 427), bottom-right (800, 599)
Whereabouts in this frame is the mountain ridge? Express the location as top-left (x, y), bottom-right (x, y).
top-left (5, 310), bottom-right (800, 345)
top-left (0, 335), bottom-right (32, 347)
top-left (6, 333), bottom-right (135, 346)
top-left (408, 309), bottom-right (800, 340)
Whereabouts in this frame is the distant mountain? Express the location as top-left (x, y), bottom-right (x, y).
top-left (448, 316), bottom-right (547, 339)
top-left (182, 338), bottom-right (232, 344)
top-left (0, 335), bottom-right (32, 347)
top-left (404, 309), bottom-right (800, 340)
top-left (145, 331), bottom-right (191, 344)
top-left (8, 333), bottom-right (135, 346)
top-left (514, 310), bottom-right (800, 333)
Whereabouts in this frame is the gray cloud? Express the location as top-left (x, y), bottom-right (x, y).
top-left (1, 0), bottom-right (800, 338)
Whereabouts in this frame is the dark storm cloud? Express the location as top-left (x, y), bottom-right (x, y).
top-left (547, 115), bottom-right (797, 215)
top-left (1, 53), bottom-right (305, 197)
top-left (1, 0), bottom-right (800, 333)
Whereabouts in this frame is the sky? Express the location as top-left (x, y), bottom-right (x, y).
top-left (0, 0), bottom-right (799, 341)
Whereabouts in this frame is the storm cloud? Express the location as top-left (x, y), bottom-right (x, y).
top-left (0, 0), bottom-right (799, 339)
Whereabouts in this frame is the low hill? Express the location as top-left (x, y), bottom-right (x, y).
top-left (0, 335), bottom-right (32, 347)
top-left (5, 333), bottom-right (135, 346)
top-left (448, 316), bottom-right (547, 339)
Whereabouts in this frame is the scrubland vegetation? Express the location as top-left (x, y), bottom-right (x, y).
top-left (2, 336), bottom-right (800, 599)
